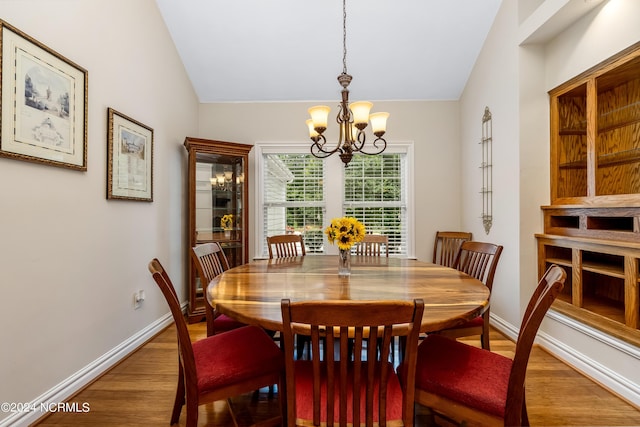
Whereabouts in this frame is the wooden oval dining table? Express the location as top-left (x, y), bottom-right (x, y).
top-left (206, 255), bottom-right (490, 335)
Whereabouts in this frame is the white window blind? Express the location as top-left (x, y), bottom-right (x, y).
top-left (263, 154), bottom-right (326, 254)
top-left (344, 154), bottom-right (408, 256)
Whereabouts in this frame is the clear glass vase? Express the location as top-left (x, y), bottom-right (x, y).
top-left (338, 249), bottom-right (351, 277)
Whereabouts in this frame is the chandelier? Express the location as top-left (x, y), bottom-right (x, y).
top-left (306, 0), bottom-right (389, 167)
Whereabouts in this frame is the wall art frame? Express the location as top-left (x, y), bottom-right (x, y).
top-left (0, 20), bottom-right (88, 171)
top-left (107, 108), bottom-right (153, 202)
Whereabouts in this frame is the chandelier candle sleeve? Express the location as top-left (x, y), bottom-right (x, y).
top-left (350, 101), bottom-right (373, 128)
top-left (370, 112), bottom-right (390, 136)
top-left (308, 106), bottom-right (330, 133)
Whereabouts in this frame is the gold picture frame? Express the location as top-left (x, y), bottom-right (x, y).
top-left (107, 108), bottom-right (153, 202)
top-left (0, 20), bottom-right (88, 170)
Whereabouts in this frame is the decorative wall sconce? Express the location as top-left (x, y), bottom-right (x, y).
top-left (480, 106), bottom-right (493, 234)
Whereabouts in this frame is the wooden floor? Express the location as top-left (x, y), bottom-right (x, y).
top-left (34, 322), bottom-right (640, 427)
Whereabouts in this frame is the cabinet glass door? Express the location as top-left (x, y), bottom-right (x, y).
top-left (195, 152), bottom-right (245, 266)
top-left (555, 84), bottom-right (588, 199)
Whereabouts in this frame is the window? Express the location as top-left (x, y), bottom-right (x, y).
top-left (254, 142), bottom-right (413, 258)
top-left (262, 154), bottom-right (326, 254)
top-left (344, 155), bottom-right (407, 256)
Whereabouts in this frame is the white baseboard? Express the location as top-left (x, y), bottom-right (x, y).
top-left (1, 311), bottom-right (177, 427)
top-left (490, 311), bottom-right (640, 408)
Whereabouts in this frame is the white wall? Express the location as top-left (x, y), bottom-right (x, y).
top-left (461, 0), bottom-right (640, 406)
top-left (460, 0), bottom-right (521, 328)
top-left (197, 100), bottom-right (462, 262)
top-left (0, 1), bottom-right (197, 425)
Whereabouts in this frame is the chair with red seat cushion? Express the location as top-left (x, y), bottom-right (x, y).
top-left (437, 240), bottom-right (503, 350)
top-left (148, 258), bottom-right (284, 427)
top-left (280, 298), bottom-right (424, 427)
top-left (414, 264), bottom-right (566, 427)
top-left (191, 242), bottom-right (245, 337)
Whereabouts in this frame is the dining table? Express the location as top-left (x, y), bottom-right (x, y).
top-left (206, 255), bottom-right (490, 335)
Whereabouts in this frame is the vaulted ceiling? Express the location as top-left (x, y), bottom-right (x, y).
top-left (156, 0), bottom-right (502, 103)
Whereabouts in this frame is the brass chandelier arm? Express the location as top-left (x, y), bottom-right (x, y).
top-left (310, 135), bottom-right (342, 158)
top-left (354, 135), bottom-right (387, 156)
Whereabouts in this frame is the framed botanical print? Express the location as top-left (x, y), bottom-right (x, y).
top-left (107, 108), bottom-right (153, 202)
top-left (0, 20), bottom-right (88, 170)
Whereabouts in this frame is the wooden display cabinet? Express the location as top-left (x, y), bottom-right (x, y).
top-left (184, 137), bottom-right (252, 322)
top-left (537, 42), bottom-right (640, 346)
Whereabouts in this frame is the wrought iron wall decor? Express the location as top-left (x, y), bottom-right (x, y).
top-left (480, 107), bottom-right (493, 234)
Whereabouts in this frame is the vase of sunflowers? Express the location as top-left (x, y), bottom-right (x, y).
top-left (325, 217), bottom-right (366, 277)
top-left (221, 214), bottom-right (234, 239)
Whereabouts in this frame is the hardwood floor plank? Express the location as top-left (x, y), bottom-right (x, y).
top-left (34, 323), bottom-right (640, 426)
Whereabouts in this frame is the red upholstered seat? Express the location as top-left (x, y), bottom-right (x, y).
top-left (413, 265), bottom-right (566, 427)
top-left (415, 334), bottom-right (512, 418)
top-left (211, 313), bottom-right (246, 334)
top-left (193, 325), bottom-right (284, 395)
top-left (294, 360), bottom-right (404, 425)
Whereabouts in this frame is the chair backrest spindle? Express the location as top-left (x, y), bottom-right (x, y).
top-left (355, 234), bottom-right (389, 257)
top-left (267, 234), bottom-right (306, 259)
top-left (433, 231), bottom-right (472, 267)
top-left (453, 241), bottom-right (503, 291)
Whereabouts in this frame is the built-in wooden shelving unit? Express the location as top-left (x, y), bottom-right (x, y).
top-left (537, 42), bottom-right (640, 347)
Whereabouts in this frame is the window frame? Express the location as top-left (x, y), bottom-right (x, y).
top-left (253, 141), bottom-right (415, 259)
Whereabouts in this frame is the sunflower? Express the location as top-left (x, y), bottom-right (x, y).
top-left (325, 217), bottom-right (366, 250)
top-left (220, 214), bottom-right (234, 230)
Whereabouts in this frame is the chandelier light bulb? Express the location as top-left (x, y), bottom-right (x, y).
top-left (308, 106), bottom-right (331, 134)
top-left (369, 112), bottom-right (389, 137)
top-left (350, 101), bottom-right (373, 129)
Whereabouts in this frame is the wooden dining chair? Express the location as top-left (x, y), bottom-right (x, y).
top-left (355, 234), bottom-right (389, 257)
top-left (437, 240), bottom-right (503, 349)
top-left (267, 234), bottom-right (306, 258)
top-left (280, 298), bottom-right (424, 427)
top-left (191, 242), bottom-right (245, 337)
top-left (432, 231), bottom-right (472, 267)
top-left (414, 265), bottom-right (566, 427)
top-left (267, 234), bottom-right (309, 358)
top-left (148, 258), bottom-right (285, 427)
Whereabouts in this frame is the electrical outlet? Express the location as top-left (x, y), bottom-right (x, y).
top-left (133, 291), bottom-right (142, 309)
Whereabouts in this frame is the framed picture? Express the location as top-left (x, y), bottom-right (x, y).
top-left (107, 108), bottom-right (153, 202)
top-left (0, 20), bottom-right (88, 170)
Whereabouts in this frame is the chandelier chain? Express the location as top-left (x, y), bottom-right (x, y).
top-left (342, 0), bottom-right (347, 75)
top-left (306, 0), bottom-right (389, 166)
